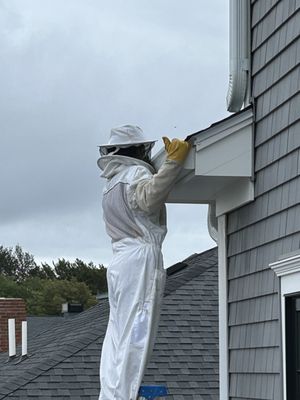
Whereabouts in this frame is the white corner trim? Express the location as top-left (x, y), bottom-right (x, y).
top-left (227, 0), bottom-right (250, 112)
top-left (270, 254), bottom-right (300, 277)
top-left (218, 215), bottom-right (229, 400)
top-left (270, 253), bottom-right (300, 400)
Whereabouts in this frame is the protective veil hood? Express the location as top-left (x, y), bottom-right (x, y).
top-left (98, 155), bottom-right (155, 180)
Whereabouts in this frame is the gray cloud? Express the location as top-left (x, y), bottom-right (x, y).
top-left (1, 0), bottom-right (227, 266)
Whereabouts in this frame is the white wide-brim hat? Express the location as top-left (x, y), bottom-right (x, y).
top-left (99, 125), bottom-right (156, 153)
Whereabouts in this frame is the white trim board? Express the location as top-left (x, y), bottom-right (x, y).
top-left (218, 215), bottom-right (229, 400)
top-left (152, 108), bottom-right (254, 216)
top-left (270, 252), bottom-right (300, 400)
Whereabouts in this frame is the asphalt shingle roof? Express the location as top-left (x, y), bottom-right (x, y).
top-left (0, 247), bottom-right (218, 399)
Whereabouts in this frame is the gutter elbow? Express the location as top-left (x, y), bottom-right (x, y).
top-left (227, 61), bottom-right (248, 112)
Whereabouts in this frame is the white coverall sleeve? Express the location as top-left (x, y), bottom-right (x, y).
top-left (129, 159), bottom-right (182, 213)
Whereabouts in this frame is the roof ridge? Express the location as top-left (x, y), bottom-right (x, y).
top-left (182, 246), bottom-right (217, 263)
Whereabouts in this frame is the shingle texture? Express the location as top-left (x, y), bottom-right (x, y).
top-left (226, 1), bottom-right (300, 399)
top-left (0, 247), bottom-right (218, 399)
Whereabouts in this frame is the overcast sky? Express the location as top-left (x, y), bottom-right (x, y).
top-left (1, 0), bottom-right (229, 267)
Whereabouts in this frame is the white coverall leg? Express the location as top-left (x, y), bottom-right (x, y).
top-left (98, 156), bottom-right (182, 400)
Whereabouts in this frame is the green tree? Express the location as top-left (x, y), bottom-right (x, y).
top-left (0, 275), bottom-right (27, 299)
top-left (40, 279), bottom-right (97, 315)
top-left (53, 258), bottom-right (107, 295)
top-left (0, 275), bottom-right (97, 316)
top-left (0, 245), bottom-right (37, 281)
top-left (14, 244), bottom-right (37, 281)
top-left (0, 246), bottom-right (18, 277)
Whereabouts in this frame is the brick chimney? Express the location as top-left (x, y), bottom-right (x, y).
top-left (0, 298), bottom-right (27, 353)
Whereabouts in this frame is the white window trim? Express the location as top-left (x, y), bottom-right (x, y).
top-left (270, 253), bottom-right (300, 400)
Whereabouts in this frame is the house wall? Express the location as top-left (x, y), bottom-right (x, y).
top-left (227, 1), bottom-right (300, 399)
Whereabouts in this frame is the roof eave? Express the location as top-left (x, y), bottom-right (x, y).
top-left (152, 106), bottom-right (254, 217)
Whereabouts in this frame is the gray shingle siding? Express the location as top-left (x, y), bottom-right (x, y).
top-left (227, 1), bottom-right (300, 399)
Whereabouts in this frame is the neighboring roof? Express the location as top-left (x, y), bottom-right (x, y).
top-left (27, 317), bottom-right (66, 341)
top-left (0, 247), bottom-right (218, 400)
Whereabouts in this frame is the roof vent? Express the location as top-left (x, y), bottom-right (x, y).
top-left (61, 303), bottom-right (83, 317)
top-left (167, 262), bottom-right (188, 276)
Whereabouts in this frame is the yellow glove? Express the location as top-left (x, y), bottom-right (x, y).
top-left (162, 137), bottom-right (191, 164)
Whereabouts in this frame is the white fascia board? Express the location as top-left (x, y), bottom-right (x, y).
top-left (215, 177), bottom-right (254, 217)
top-left (152, 108), bottom-right (254, 215)
top-left (195, 107), bottom-right (252, 150)
top-left (195, 107), bottom-right (253, 178)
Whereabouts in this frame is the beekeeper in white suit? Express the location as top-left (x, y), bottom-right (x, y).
top-left (97, 125), bottom-right (190, 400)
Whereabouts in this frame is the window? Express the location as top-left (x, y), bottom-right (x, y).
top-left (285, 295), bottom-right (300, 399)
top-left (270, 251), bottom-right (300, 400)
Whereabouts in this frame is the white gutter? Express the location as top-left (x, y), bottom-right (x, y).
top-left (227, 0), bottom-right (250, 112)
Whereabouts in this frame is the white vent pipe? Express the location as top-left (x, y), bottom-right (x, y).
top-left (21, 321), bottom-right (28, 357)
top-left (8, 318), bottom-right (16, 358)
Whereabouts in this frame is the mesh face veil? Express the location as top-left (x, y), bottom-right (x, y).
top-left (99, 143), bottom-right (154, 164)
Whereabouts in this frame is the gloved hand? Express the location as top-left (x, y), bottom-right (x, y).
top-left (162, 137), bottom-right (191, 164)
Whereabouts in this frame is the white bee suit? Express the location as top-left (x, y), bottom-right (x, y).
top-left (98, 155), bottom-right (181, 400)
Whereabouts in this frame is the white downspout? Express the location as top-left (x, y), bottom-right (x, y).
top-left (207, 206), bottom-right (229, 400)
top-left (207, 203), bottom-right (218, 244)
top-left (218, 215), bottom-right (229, 399)
top-left (227, 0), bottom-right (250, 112)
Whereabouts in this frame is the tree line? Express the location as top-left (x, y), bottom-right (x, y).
top-left (0, 245), bottom-right (107, 315)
